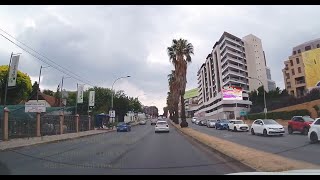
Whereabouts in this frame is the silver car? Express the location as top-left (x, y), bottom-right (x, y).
top-left (195, 119), bottom-right (201, 125)
top-left (207, 119), bottom-right (217, 128)
top-left (191, 117), bottom-right (197, 123)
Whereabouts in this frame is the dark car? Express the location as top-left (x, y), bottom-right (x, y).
top-left (116, 122), bottom-right (131, 132)
top-left (215, 119), bottom-right (230, 130)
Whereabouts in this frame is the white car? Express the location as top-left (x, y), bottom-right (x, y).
top-left (228, 120), bottom-right (249, 132)
top-left (155, 120), bottom-right (169, 133)
top-left (191, 117), bottom-right (197, 123)
top-left (250, 119), bottom-right (285, 136)
top-left (308, 118), bottom-right (320, 143)
top-left (195, 119), bottom-right (201, 125)
top-left (207, 119), bottom-right (217, 128)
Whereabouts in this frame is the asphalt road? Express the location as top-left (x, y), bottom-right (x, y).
top-left (189, 119), bottom-right (320, 165)
top-left (0, 119), bottom-right (253, 175)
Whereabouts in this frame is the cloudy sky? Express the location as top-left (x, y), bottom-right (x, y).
top-left (1, 5), bottom-right (320, 114)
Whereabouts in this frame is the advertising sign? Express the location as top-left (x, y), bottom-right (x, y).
top-left (302, 48), bottom-right (320, 89)
top-left (89, 91), bottom-right (95, 107)
top-left (77, 84), bottom-right (84, 103)
top-left (25, 101), bottom-right (46, 112)
top-left (8, 55), bottom-right (20, 87)
top-left (109, 110), bottom-right (115, 118)
top-left (222, 86), bottom-right (243, 100)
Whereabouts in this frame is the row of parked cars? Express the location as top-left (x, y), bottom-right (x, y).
top-left (191, 116), bottom-right (320, 143)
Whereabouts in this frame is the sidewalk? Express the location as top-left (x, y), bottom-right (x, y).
top-left (0, 121), bottom-right (140, 151)
top-left (0, 129), bottom-right (115, 151)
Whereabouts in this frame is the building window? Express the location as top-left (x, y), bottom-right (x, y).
top-left (305, 46), bottom-right (311, 51)
top-left (290, 60), bottom-right (293, 66)
top-left (298, 49), bottom-right (301, 53)
top-left (317, 44), bottom-right (320, 48)
top-left (298, 67), bottom-right (301, 73)
top-left (291, 69), bottom-right (295, 75)
top-left (293, 51), bottom-right (296, 55)
top-left (296, 58), bottom-right (300, 64)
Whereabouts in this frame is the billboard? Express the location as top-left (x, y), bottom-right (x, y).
top-left (8, 55), bottom-right (20, 87)
top-left (25, 101), bottom-right (46, 113)
top-left (302, 48), bottom-right (320, 89)
top-left (222, 86), bottom-right (243, 100)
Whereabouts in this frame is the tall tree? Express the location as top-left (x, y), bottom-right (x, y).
top-left (167, 39), bottom-right (194, 127)
top-left (0, 65), bottom-right (32, 104)
top-left (42, 89), bottom-right (54, 96)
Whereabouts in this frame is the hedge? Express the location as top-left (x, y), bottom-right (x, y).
top-left (247, 109), bottom-right (311, 120)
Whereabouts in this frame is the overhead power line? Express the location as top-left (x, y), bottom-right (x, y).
top-left (0, 28), bottom-right (96, 87)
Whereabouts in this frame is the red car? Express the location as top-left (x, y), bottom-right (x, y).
top-left (288, 116), bottom-right (315, 135)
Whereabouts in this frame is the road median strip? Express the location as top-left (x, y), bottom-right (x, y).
top-left (170, 120), bottom-right (320, 172)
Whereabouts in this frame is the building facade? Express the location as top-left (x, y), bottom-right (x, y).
top-left (282, 38), bottom-right (320, 97)
top-left (194, 32), bottom-right (276, 119)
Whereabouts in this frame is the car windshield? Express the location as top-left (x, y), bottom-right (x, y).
top-left (234, 121), bottom-right (244, 124)
top-left (220, 120), bottom-right (229, 123)
top-left (263, 119), bottom-right (278, 125)
top-left (302, 116), bottom-right (314, 122)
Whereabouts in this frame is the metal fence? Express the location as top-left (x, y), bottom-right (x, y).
top-left (79, 115), bottom-right (89, 131)
top-left (64, 115), bottom-right (76, 133)
top-left (40, 114), bottom-right (61, 136)
top-left (8, 113), bottom-right (37, 139)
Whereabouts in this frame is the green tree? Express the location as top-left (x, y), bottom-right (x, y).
top-left (167, 39), bottom-right (194, 127)
top-left (43, 89), bottom-right (54, 96)
top-left (0, 65), bottom-right (32, 105)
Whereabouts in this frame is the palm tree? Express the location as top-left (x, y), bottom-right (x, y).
top-left (167, 39), bottom-right (194, 127)
top-left (167, 70), bottom-right (179, 124)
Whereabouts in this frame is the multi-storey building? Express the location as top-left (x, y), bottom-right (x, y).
top-left (282, 38), bottom-right (320, 97)
top-left (195, 32), bottom-right (275, 119)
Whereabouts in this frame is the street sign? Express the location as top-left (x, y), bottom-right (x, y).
top-left (25, 101), bottom-right (46, 113)
top-left (240, 110), bottom-right (247, 116)
top-left (89, 91), bottom-right (95, 107)
top-left (109, 110), bottom-right (115, 118)
top-left (8, 55), bottom-right (20, 87)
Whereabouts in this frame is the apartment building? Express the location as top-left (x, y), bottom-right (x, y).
top-left (195, 32), bottom-right (252, 119)
top-left (282, 38), bottom-right (320, 97)
top-left (194, 32), bottom-right (276, 119)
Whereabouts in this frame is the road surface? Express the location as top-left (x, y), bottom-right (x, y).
top-left (0, 120), bottom-right (253, 175)
top-left (189, 119), bottom-right (320, 165)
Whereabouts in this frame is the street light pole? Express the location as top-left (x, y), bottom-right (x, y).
top-left (248, 76), bottom-right (267, 119)
top-left (37, 65), bottom-right (50, 102)
top-left (111, 75), bottom-right (131, 110)
top-left (60, 76), bottom-right (71, 111)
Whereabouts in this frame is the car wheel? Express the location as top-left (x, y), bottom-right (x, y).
top-left (227, 126), bottom-right (230, 131)
top-left (279, 134), bottom-right (284, 136)
top-left (303, 127), bottom-right (309, 135)
top-left (310, 132), bottom-right (318, 144)
top-left (234, 127), bottom-right (237, 132)
top-left (263, 129), bottom-right (268, 137)
top-left (288, 126), bottom-right (293, 134)
top-left (251, 128), bottom-right (255, 135)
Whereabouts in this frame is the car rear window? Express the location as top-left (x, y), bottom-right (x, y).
top-left (157, 121), bottom-right (167, 125)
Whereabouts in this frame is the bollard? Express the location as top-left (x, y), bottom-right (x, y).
top-left (59, 112), bottom-right (64, 134)
top-left (75, 114), bottom-right (79, 133)
top-left (88, 115), bottom-right (91, 130)
top-left (36, 112), bottom-right (41, 137)
top-left (2, 107), bottom-right (10, 141)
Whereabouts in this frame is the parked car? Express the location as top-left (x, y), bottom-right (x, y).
top-left (191, 117), bottom-right (197, 123)
top-left (250, 119), bottom-right (285, 136)
top-left (199, 120), bottom-right (207, 126)
top-left (195, 119), bottom-right (201, 125)
top-left (215, 119), bottom-right (230, 130)
top-left (207, 119), bottom-right (217, 128)
top-left (116, 122), bottom-right (131, 132)
top-left (308, 118), bottom-right (320, 143)
top-left (155, 120), bottom-right (169, 133)
top-left (139, 120), bottom-right (146, 125)
top-left (228, 120), bottom-right (249, 132)
top-left (288, 116), bottom-right (315, 135)
top-left (151, 119), bottom-right (157, 125)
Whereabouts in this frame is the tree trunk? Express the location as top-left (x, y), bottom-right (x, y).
top-left (173, 102), bottom-right (179, 124)
top-left (180, 94), bottom-right (188, 128)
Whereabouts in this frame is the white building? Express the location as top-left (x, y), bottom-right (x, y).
top-left (195, 32), bottom-right (276, 119)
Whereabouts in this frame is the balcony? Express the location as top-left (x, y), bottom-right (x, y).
top-left (224, 70), bottom-right (246, 78)
top-left (224, 37), bottom-right (242, 46)
top-left (223, 77), bottom-right (248, 85)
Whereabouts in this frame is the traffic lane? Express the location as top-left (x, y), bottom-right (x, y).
top-left (0, 121), bottom-right (253, 175)
top-left (106, 123), bottom-right (253, 175)
top-left (0, 124), bottom-right (152, 175)
top-left (188, 120), bottom-right (320, 165)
